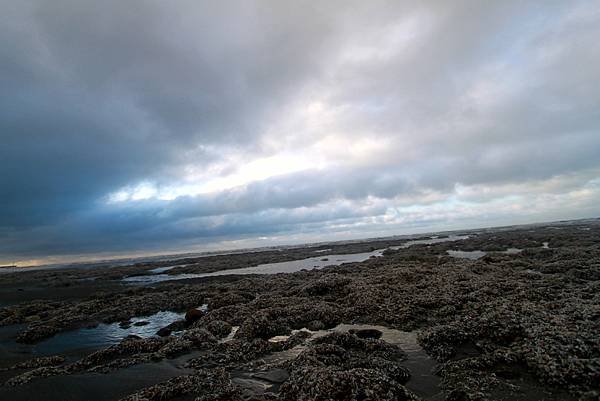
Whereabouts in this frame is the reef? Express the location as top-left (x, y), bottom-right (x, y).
top-left (0, 219), bottom-right (598, 400)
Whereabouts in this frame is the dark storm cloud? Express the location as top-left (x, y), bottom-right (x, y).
top-left (0, 0), bottom-right (340, 224)
top-left (1, 0), bottom-right (600, 263)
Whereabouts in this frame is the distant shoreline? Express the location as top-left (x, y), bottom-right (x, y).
top-left (2, 216), bottom-right (599, 274)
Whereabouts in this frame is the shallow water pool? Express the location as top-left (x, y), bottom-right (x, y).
top-left (125, 235), bottom-right (470, 284)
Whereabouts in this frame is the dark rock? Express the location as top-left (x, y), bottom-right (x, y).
top-left (182, 328), bottom-right (217, 346)
top-left (301, 275), bottom-right (352, 296)
top-left (235, 313), bottom-right (289, 340)
top-left (185, 308), bottom-right (204, 323)
top-left (210, 291), bottom-right (255, 309)
top-left (156, 319), bottom-right (187, 337)
top-left (125, 334), bottom-right (142, 340)
top-left (16, 324), bottom-right (60, 344)
top-left (349, 328), bottom-right (383, 339)
top-left (132, 320), bottom-right (150, 326)
top-left (156, 327), bottom-right (172, 337)
top-left (119, 320), bottom-right (131, 329)
top-left (119, 368), bottom-right (241, 401)
top-left (1, 355), bottom-right (65, 371)
top-left (280, 367), bottom-right (417, 400)
top-left (5, 366), bottom-right (66, 386)
top-left (203, 319), bottom-right (233, 338)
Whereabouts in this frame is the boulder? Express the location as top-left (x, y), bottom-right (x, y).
top-left (156, 327), bottom-right (172, 337)
top-left (185, 308), bottom-right (204, 323)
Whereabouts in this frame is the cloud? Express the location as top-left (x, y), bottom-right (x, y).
top-left (1, 0), bottom-right (599, 264)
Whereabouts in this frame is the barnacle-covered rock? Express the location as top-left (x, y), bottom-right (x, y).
top-left (0, 355), bottom-right (65, 371)
top-left (281, 332), bottom-right (415, 400)
top-left (280, 367), bottom-right (417, 401)
top-left (4, 366), bottom-right (65, 386)
top-left (235, 312), bottom-right (290, 340)
top-left (119, 368), bottom-right (241, 401)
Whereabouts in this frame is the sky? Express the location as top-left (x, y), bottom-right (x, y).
top-left (1, 0), bottom-right (600, 266)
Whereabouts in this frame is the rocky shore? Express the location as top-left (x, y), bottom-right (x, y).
top-left (1, 219), bottom-right (599, 400)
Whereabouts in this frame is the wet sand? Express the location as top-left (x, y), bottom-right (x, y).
top-left (0, 219), bottom-right (598, 400)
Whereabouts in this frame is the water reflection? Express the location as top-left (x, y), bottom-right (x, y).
top-left (125, 235), bottom-right (470, 284)
top-left (124, 250), bottom-right (383, 284)
top-left (0, 310), bottom-right (186, 366)
top-left (446, 247), bottom-right (522, 260)
top-left (149, 264), bottom-right (187, 274)
top-left (446, 250), bottom-right (487, 260)
top-left (34, 310), bottom-right (184, 355)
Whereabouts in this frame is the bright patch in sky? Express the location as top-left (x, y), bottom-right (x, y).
top-left (1, 0), bottom-right (600, 265)
top-left (108, 152), bottom-right (328, 202)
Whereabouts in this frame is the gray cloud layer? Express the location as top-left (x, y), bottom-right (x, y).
top-left (1, 0), bottom-right (599, 264)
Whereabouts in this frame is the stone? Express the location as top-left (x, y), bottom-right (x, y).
top-left (185, 308), bottom-right (204, 323)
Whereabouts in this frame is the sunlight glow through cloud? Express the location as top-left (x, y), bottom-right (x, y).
top-left (107, 152), bottom-right (328, 203)
top-left (2, 0), bottom-right (599, 264)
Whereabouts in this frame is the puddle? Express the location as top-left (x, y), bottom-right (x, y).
top-left (3, 321), bottom-right (441, 400)
top-left (149, 264), bottom-right (187, 274)
top-left (489, 368), bottom-right (577, 401)
top-left (335, 324), bottom-right (441, 400)
top-left (35, 310), bottom-right (184, 354)
top-left (125, 235), bottom-right (470, 284)
top-left (124, 250), bottom-right (384, 284)
top-left (0, 309), bottom-right (193, 367)
top-left (0, 351), bottom-right (200, 401)
top-left (447, 250), bottom-right (487, 260)
top-left (447, 247), bottom-right (522, 260)
top-left (124, 273), bottom-right (210, 283)
top-left (0, 324), bottom-right (31, 368)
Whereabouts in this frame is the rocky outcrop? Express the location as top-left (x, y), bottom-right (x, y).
top-left (184, 308), bottom-right (204, 323)
top-left (2, 222), bottom-right (599, 400)
top-left (118, 368), bottom-right (241, 401)
top-left (280, 332), bottom-right (416, 400)
top-left (0, 355), bottom-right (65, 372)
